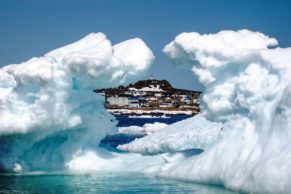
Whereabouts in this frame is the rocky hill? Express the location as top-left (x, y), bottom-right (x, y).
top-left (95, 79), bottom-right (201, 96)
top-left (94, 78), bottom-right (201, 115)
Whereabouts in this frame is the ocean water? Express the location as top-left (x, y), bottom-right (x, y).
top-left (115, 115), bottom-right (192, 127)
top-left (0, 116), bottom-right (235, 194)
top-left (0, 173), bottom-right (237, 194)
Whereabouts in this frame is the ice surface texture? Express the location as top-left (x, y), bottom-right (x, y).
top-left (155, 29), bottom-right (291, 193)
top-left (118, 122), bottom-right (168, 135)
top-left (0, 33), bottom-right (155, 172)
top-left (118, 115), bottom-right (222, 154)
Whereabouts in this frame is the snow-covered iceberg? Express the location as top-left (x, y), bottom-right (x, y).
top-left (118, 122), bottom-right (168, 135)
top-left (0, 33), bottom-right (155, 173)
top-left (154, 29), bottom-right (291, 193)
top-left (118, 115), bottom-right (222, 154)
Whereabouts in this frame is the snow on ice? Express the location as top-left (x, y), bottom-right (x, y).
top-left (0, 33), bottom-right (157, 173)
top-left (152, 29), bottom-right (291, 193)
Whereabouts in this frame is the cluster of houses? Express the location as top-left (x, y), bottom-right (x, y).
top-left (96, 78), bottom-right (201, 112)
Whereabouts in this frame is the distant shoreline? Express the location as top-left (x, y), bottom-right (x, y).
top-left (107, 108), bottom-right (199, 115)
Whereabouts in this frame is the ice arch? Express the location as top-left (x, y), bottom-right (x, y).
top-left (0, 33), bottom-right (155, 173)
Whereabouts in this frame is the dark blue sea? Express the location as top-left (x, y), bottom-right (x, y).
top-left (115, 114), bottom-right (192, 127)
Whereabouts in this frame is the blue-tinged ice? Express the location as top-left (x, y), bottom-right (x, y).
top-left (0, 33), bottom-right (156, 173)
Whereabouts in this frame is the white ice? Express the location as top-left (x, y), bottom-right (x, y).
top-left (0, 32), bottom-right (156, 173)
top-left (118, 115), bottom-right (222, 155)
top-left (148, 29), bottom-right (291, 194)
top-left (118, 122), bottom-right (168, 135)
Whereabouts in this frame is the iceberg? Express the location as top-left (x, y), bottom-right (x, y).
top-left (118, 115), bottom-right (222, 155)
top-left (118, 122), bottom-right (168, 135)
top-left (151, 29), bottom-right (291, 193)
top-left (0, 33), bottom-right (155, 173)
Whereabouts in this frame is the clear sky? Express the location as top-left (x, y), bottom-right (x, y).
top-left (0, 0), bottom-right (291, 91)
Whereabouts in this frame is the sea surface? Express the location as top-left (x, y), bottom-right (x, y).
top-left (115, 114), bottom-right (192, 127)
top-left (0, 173), bottom-right (237, 194)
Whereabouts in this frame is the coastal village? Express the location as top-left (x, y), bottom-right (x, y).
top-left (95, 76), bottom-right (201, 115)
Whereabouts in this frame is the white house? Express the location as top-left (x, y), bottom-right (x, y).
top-left (129, 103), bottom-right (140, 108)
top-left (192, 98), bottom-right (199, 104)
top-left (133, 91), bottom-right (147, 96)
top-left (154, 93), bottom-right (162, 97)
top-left (124, 91), bottom-right (132, 95)
top-left (159, 103), bottom-right (173, 108)
top-left (107, 97), bottom-right (129, 107)
top-left (147, 96), bottom-right (158, 101)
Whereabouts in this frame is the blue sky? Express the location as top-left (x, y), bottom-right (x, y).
top-left (0, 0), bottom-right (291, 90)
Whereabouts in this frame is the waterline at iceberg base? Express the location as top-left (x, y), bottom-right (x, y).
top-left (0, 173), bottom-right (237, 194)
top-left (0, 29), bottom-right (290, 194)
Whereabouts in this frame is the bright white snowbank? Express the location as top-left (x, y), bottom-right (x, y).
top-left (129, 86), bottom-right (164, 92)
top-left (118, 115), bottom-right (222, 154)
top-left (118, 122), bottom-right (168, 134)
top-left (0, 33), bottom-right (154, 173)
top-left (66, 150), bottom-right (163, 173)
top-left (157, 29), bottom-right (291, 193)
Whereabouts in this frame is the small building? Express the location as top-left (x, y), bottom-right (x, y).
top-left (159, 103), bottom-right (173, 108)
top-left (129, 102), bottom-right (141, 108)
top-left (107, 97), bottom-right (129, 107)
top-left (146, 96), bottom-right (158, 101)
top-left (132, 91), bottom-right (147, 96)
top-left (165, 97), bottom-right (172, 101)
top-left (192, 98), bottom-right (199, 104)
top-left (180, 95), bottom-right (191, 103)
top-left (154, 93), bottom-right (162, 97)
top-left (140, 102), bottom-right (149, 107)
top-left (128, 97), bottom-right (139, 103)
top-left (124, 91), bottom-right (132, 95)
top-left (149, 100), bottom-right (160, 107)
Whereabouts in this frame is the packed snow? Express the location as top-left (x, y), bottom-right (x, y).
top-left (0, 32), bottom-right (156, 173)
top-left (128, 85), bottom-right (164, 92)
top-left (66, 150), bottom-right (163, 173)
top-left (118, 115), bottom-right (222, 154)
top-left (118, 122), bottom-right (168, 134)
top-left (150, 29), bottom-right (291, 193)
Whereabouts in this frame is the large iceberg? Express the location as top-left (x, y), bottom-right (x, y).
top-left (0, 33), bottom-right (156, 173)
top-left (151, 29), bottom-right (291, 193)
